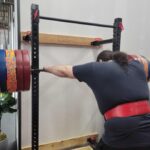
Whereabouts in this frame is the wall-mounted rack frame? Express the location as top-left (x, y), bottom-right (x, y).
top-left (31, 3), bottom-right (122, 150)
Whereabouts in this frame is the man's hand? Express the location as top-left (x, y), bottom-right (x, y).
top-left (43, 65), bottom-right (75, 79)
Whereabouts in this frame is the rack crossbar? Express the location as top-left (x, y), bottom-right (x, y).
top-left (39, 16), bottom-right (115, 28)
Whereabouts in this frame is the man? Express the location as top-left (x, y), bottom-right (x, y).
top-left (97, 50), bottom-right (150, 80)
top-left (43, 51), bottom-right (150, 150)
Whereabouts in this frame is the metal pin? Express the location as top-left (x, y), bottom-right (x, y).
top-left (31, 68), bottom-right (44, 73)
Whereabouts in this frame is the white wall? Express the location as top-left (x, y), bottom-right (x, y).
top-left (20, 0), bottom-right (150, 147)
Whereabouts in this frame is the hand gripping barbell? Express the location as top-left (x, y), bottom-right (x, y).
top-left (0, 49), bottom-right (43, 92)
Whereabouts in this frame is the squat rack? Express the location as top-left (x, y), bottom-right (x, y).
top-left (31, 4), bottom-right (122, 150)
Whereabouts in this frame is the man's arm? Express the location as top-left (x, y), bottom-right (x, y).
top-left (43, 65), bottom-right (75, 79)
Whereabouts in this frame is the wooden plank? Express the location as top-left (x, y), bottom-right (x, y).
top-left (21, 32), bottom-right (102, 47)
top-left (22, 146), bottom-right (92, 150)
top-left (22, 133), bottom-right (98, 150)
top-left (73, 146), bottom-right (93, 150)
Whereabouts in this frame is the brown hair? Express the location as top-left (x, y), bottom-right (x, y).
top-left (97, 50), bottom-right (128, 67)
top-left (96, 50), bottom-right (113, 62)
top-left (113, 51), bottom-right (128, 67)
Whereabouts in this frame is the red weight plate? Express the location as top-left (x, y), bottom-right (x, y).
top-left (15, 50), bottom-right (24, 91)
top-left (24, 66), bottom-right (30, 90)
top-left (22, 50), bottom-right (31, 90)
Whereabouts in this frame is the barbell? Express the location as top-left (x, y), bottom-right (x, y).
top-left (0, 49), bottom-right (33, 92)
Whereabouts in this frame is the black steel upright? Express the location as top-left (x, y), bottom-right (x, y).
top-left (113, 18), bottom-right (122, 51)
top-left (31, 4), bottom-right (39, 150)
top-left (17, 0), bottom-right (22, 149)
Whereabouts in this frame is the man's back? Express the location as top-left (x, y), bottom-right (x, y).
top-left (73, 60), bottom-right (149, 114)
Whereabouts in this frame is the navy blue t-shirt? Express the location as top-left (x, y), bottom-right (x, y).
top-left (148, 61), bottom-right (150, 80)
top-left (73, 60), bottom-right (150, 148)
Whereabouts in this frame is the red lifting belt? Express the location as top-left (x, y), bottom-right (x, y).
top-left (15, 50), bottom-right (24, 91)
top-left (22, 50), bottom-right (30, 91)
top-left (104, 100), bottom-right (150, 120)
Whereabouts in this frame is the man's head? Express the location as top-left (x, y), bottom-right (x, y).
top-left (96, 50), bottom-right (113, 62)
top-left (97, 50), bottom-right (128, 67)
